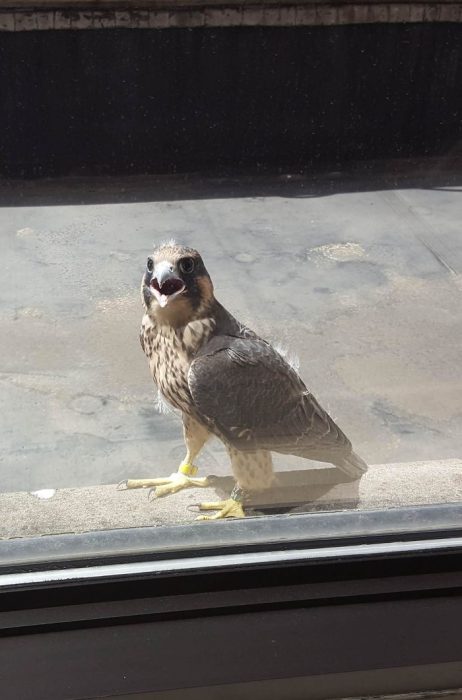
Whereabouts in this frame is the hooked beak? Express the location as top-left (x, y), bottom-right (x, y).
top-left (150, 260), bottom-right (186, 308)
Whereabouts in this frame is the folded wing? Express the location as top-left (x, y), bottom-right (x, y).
top-left (188, 335), bottom-right (367, 478)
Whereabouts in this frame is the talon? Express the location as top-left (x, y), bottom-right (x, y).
top-left (187, 503), bottom-right (202, 513)
top-left (196, 498), bottom-right (245, 520)
top-left (119, 478), bottom-right (170, 490)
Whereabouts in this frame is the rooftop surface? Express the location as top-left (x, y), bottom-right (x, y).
top-left (1, 166), bottom-right (461, 507)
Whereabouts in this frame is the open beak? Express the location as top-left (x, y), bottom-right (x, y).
top-left (150, 261), bottom-right (186, 308)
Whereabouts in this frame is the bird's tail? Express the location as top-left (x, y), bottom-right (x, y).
top-left (335, 450), bottom-right (368, 479)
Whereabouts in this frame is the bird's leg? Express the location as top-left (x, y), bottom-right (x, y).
top-left (118, 416), bottom-right (211, 498)
top-left (196, 448), bottom-right (274, 520)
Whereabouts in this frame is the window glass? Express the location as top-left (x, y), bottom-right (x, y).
top-left (1, 15), bottom-right (461, 542)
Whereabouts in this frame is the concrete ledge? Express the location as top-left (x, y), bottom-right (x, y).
top-left (1, 3), bottom-right (462, 31)
top-left (2, 459), bottom-right (461, 539)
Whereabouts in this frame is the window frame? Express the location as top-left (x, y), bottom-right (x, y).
top-left (1, 504), bottom-right (462, 699)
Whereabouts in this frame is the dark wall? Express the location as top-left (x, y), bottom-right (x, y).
top-left (1, 23), bottom-right (462, 177)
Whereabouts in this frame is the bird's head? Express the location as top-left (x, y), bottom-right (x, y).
top-left (142, 242), bottom-right (214, 325)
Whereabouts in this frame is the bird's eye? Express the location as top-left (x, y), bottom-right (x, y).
top-left (147, 257), bottom-right (154, 272)
top-left (179, 257), bottom-right (195, 274)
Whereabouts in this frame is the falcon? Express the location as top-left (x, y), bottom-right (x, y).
top-left (120, 242), bottom-right (368, 519)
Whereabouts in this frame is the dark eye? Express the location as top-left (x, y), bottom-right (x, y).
top-left (146, 257), bottom-right (154, 272)
top-left (179, 257), bottom-right (195, 274)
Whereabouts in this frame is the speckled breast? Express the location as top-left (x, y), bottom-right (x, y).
top-left (141, 316), bottom-right (215, 414)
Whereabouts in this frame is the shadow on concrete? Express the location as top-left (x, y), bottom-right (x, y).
top-left (207, 468), bottom-right (360, 516)
top-left (1, 157), bottom-right (462, 207)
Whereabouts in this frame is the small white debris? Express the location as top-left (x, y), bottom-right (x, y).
top-left (16, 227), bottom-right (34, 238)
top-left (31, 489), bottom-right (56, 500)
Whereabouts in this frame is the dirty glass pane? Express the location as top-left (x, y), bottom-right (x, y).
top-left (1, 20), bottom-right (462, 542)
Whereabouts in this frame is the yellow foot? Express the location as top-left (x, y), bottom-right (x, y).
top-left (118, 473), bottom-right (210, 499)
top-left (196, 498), bottom-right (245, 521)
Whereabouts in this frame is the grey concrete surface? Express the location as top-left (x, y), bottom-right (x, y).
top-left (2, 459), bottom-right (461, 538)
top-left (1, 170), bottom-right (461, 501)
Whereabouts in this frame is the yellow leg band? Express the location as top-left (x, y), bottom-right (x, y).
top-left (178, 462), bottom-right (199, 476)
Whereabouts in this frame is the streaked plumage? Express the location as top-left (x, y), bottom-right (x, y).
top-left (130, 242), bottom-right (367, 518)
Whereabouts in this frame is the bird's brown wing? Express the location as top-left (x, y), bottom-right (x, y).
top-left (188, 335), bottom-right (367, 477)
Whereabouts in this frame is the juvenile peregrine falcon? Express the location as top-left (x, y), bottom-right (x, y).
top-left (120, 242), bottom-right (368, 519)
